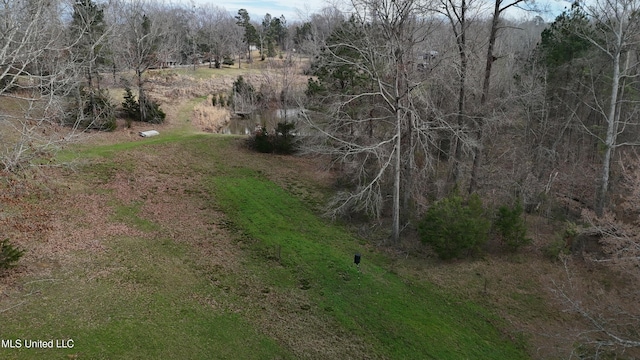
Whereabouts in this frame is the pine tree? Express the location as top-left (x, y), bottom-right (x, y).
top-left (0, 239), bottom-right (25, 271)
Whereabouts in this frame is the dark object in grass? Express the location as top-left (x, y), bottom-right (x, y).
top-left (0, 239), bottom-right (25, 271)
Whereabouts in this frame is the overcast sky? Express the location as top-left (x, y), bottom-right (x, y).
top-left (190, 0), bottom-right (574, 24)
top-left (190, 0), bottom-right (322, 22)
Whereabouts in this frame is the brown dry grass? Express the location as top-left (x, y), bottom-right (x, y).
top-left (0, 130), bottom-right (364, 358)
top-left (191, 96), bottom-right (231, 133)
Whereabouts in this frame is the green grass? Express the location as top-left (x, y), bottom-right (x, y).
top-left (111, 201), bottom-right (159, 232)
top-left (1, 132), bottom-right (530, 359)
top-left (0, 235), bottom-right (290, 359)
top-left (209, 173), bottom-right (529, 359)
top-left (149, 66), bottom-right (262, 80)
top-left (57, 132), bottom-right (208, 162)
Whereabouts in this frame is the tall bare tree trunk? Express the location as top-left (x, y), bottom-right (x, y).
top-left (137, 69), bottom-right (147, 122)
top-left (469, 0), bottom-right (526, 194)
top-left (393, 108), bottom-right (402, 243)
top-left (596, 47), bottom-right (621, 216)
top-left (468, 0), bottom-right (497, 194)
top-left (447, 0), bottom-right (467, 188)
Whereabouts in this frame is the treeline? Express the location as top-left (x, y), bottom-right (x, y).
top-left (3, 0), bottom-right (640, 247)
top-left (3, 0), bottom-right (640, 248)
top-left (298, 1), bottom-right (640, 354)
top-left (3, 0), bottom-right (640, 353)
top-left (0, 0), bottom-right (311, 171)
top-left (299, 0), bottom-right (640, 240)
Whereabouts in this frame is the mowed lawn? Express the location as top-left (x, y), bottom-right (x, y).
top-left (0, 132), bottom-right (530, 359)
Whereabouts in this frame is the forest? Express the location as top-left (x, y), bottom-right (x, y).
top-left (1, 0), bottom-right (640, 358)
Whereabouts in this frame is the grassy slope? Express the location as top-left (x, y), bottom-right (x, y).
top-left (1, 135), bottom-right (291, 359)
top-left (0, 131), bottom-right (529, 359)
top-left (1, 236), bottom-right (286, 359)
top-left (210, 171), bottom-right (526, 359)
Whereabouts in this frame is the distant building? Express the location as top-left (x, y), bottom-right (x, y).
top-left (417, 50), bottom-right (439, 70)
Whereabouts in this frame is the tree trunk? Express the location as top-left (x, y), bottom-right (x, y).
top-left (469, 0), bottom-right (500, 194)
top-left (595, 48), bottom-right (621, 217)
top-left (450, 0), bottom-right (467, 188)
top-left (481, 0), bottom-right (500, 106)
top-left (137, 69), bottom-right (146, 122)
top-left (392, 107), bottom-right (401, 243)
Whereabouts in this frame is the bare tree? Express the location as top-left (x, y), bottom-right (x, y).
top-left (151, 4), bottom-right (191, 69)
top-left (293, 6), bottom-right (345, 57)
top-left (439, 0), bottom-right (471, 186)
top-left (468, 0), bottom-right (533, 193)
top-left (302, 0), bottom-right (445, 242)
top-left (114, 0), bottom-right (166, 122)
top-left (195, 5), bottom-right (240, 68)
top-left (434, 0), bottom-right (490, 189)
top-left (575, 0), bottom-right (640, 216)
top-left (0, 0), bottom-right (90, 171)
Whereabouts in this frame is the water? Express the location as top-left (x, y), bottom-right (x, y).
top-left (220, 108), bottom-right (303, 135)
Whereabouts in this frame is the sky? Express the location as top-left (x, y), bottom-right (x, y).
top-left (191, 0), bottom-right (324, 22)
top-left (190, 0), bottom-right (574, 24)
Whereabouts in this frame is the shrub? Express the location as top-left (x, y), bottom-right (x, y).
top-left (227, 95), bottom-right (233, 108)
top-left (543, 222), bottom-right (576, 260)
top-left (272, 122), bottom-right (297, 154)
top-left (495, 201), bottom-right (531, 251)
top-left (140, 98), bottom-right (166, 124)
top-left (247, 122), bottom-right (298, 154)
top-left (233, 75), bottom-right (255, 95)
top-left (0, 239), bottom-right (25, 271)
top-left (543, 237), bottom-right (569, 260)
top-left (418, 193), bottom-right (491, 260)
top-left (123, 88), bottom-right (165, 125)
top-left (66, 88), bottom-right (116, 131)
top-left (252, 126), bottom-right (272, 153)
top-left (122, 86), bottom-right (140, 125)
top-left (232, 75), bottom-right (257, 114)
top-left (267, 42), bottom-right (276, 58)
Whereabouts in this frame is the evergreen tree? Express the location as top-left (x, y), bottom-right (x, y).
top-left (236, 9), bottom-right (257, 61)
top-left (68, 0), bottom-right (115, 131)
top-left (122, 86), bottom-right (139, 127)
top-left (0, 239), bottom-right (25, 271)
top-left (539, 2), bottom-right (592, 68)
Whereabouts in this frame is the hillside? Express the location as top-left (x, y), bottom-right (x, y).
top-left (0, 128), bottom-right (532, 358)
top-left (0, 65), bottom-right (637, 359)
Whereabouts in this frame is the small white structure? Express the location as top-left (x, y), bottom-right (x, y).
top-left (139, 130), bottom-right (159, 137)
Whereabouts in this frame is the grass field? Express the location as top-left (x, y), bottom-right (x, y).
top-left (0, 60), bottom-right (548, 358)
top-left (0, 126), bottom-right (531, 359)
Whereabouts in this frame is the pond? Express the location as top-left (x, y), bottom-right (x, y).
top-left (220, 108), bottom-right (303, 135)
